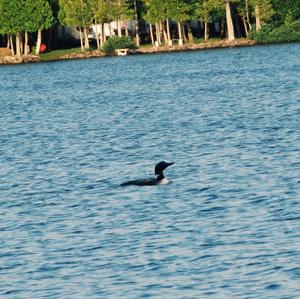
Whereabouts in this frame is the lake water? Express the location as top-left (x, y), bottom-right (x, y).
top-left (0, 43), bottom-right (300, 298)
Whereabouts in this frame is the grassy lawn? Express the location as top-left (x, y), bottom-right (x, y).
top-left (37, 38), bottom-right (252, 62)
top-left (139, 43), bottom-right (154, 49)
top-left (39, 47), bottom-right (82, 61)
top-left (139, 38), bottom-right (226, 48)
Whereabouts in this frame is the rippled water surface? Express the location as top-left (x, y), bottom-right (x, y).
top-left (1, 43), bottom-right (300, 298)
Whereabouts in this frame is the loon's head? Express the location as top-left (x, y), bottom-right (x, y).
top-left (155, 161), bottom-right (174, 175)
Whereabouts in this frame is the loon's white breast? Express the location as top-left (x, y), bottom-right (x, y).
top-left (158, 177), bottom-right (169, 185)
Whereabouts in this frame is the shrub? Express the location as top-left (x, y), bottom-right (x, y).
top-left (102, 36), bottom-right (137, 53)
top-left (249, 20), bottom-right (300, 44)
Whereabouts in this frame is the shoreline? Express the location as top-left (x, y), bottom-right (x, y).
top-left (1, 39), bottom-right (256, 65)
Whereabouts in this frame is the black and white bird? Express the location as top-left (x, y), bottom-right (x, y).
top-left (121, 161), bottom-right (174, 186)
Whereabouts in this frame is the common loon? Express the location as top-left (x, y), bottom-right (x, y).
top-left (121, 161), bottom-right (174, 186)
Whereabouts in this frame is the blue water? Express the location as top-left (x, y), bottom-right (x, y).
top-left (1, 43), bottom-right (300, 298)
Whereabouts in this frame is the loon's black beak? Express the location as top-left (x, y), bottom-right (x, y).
top-left (166, 162), bottom-right (174, 167)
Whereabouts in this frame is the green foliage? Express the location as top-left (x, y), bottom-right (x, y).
top-left (195, 0), bottom-right (221, 23)
top-left (0, 0), bottom-right (53, 34)
top-left (143, 0), bottom-right (166, 23)
top-left (167, 0), bottom-right (190, 22)
top-left (251, 0), bottom-right (274, 23)
top-left (249, 20), bottom-right (300, 43)
top-left (271, 0), bottom-right (300, 25)
top-left (48, 0), bottom-right (60, 21)
top-left (59, 0), bottom-right (132, 27)
top-left (24, 0), bottom-right (53, 32)
top-left (143, 0), bottom-right (191, 23)
top-left (59, 0), bottom-right (93, 26)
top-left (102, 36), bottom-right (136, 53)
top-left (0, 0), bottom-right (3, 34)
top-left (1, 0), bottom-right (300, 48)
top-left (90, 0), bottom-right (110, 23)
top-left (109, 0), bottom-right (133, 21)
top-left (1, 0), bottom-right (25, 33)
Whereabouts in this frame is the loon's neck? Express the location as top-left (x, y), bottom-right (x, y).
top-left (156, 173), bottom-right (164, 181)
top-left (156, 172), bottom-right (170, 185)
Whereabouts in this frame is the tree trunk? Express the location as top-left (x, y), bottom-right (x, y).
top-left (178, 21), bottom-right (183, 45)
top-left (225, 0), bottom-right (235, 41)
top-left (16, 32), bottom-right (21, 57)
top-left (245, 0), bottom-right (252, 31)
top-left (158, 22), bottom-right (162, 45)
top-left (242, 17), bottom-right (249, 36)
top-left (99, 23), bottom-right (104, 47)
top-left (102, 23), bottom-right (106, 44)
top-left (83, 27), bottom-right (90, 49)
top-left (7, 35), bottom-right (10, 49)
top-left (166, 19), bottom-right (171, 45)
top-left (149, 23), bottom-right (154, 47)
top-left (36, 30), bottom-right (42, 55)
top-left (155, 22), bottom-right (161, 46)
top-left (79, 28), bottom-right (84, 52)
top-left (134, 0), bottom-right (140, 47)
top-left (108, 23), bottom-right (113, 37)
top-left (117, 20), bottom-right (122, 36)
top-left (204, 21), bottom-right (209, 41)
top-left (161, 21), bottom-right (168, 45)
top-left (182, 22), bottom-right (188, 42)
top-left (154, 23), bottom-right (158, 46)
top-left (95, 23), bottom-right (100, 50)
top-left (20, 32), bottom-right (24, 54)
top-left (10, 35), bottom-right (15, 56)
top-left (255, 5), bottom-right (262, 31)
top-left (24, 32), bottom-right (29, 55)
top-left (187, 24), bottom-right (194, 43)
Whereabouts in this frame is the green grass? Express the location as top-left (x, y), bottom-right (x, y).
top-left (139, 37), bottom-right (226, 48)
top-left (37, 37), bottom-right (252, 62)
top-left (39, 47), bottom-right (82, 61)
top-left (140, 43), bottom-right (154, 49)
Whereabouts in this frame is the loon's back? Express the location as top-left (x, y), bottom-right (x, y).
top-left (121, 178), bottom-right (158, 186)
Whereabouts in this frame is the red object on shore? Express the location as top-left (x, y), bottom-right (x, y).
top-left (40, 44), bottom-right (47, 53)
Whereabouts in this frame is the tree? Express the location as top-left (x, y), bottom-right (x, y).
top-left (143, 0), bottom-right (166, 46)
top-left (24, 0), bottom-right (53, 55)
top-left (196, 0), bottom-right (236, 41)
top-left (90, 0), bottom-right (107, 49)
top-left (250, 0), bottom-right (273, 31)
top-left (1, 0), bottom-right (25, 56)
top-left (195, 0), bottom-right (219, 40)
top-left (133, 0), bottom-right (140, 46)
top-left (167, 0), bottom-right (190, 44)
top-left (59, 0), bottom-right (93, 51)
top-left (224, 0), bottom-right (235, 41)
top-left (0, 0), bottom-right (53, 56)
top-left (237, 0), bottom-right (252, 36)
top-left (168, 0), bottom-right (190, 44)
top-left (113, 0), bottom-right (132, 37)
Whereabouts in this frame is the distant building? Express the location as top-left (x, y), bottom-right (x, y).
top-left (57, 20), bottom-right (136, 42)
